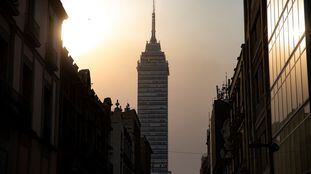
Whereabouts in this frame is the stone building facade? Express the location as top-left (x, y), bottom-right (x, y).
top-left (110, 102), bottom-right (153, 174)
top-left (0, 0), bottom-right (67, 173)
top-left (110, 103), bottom-right (135, 174)
top-left (122, 106), bottom-right (142, 174)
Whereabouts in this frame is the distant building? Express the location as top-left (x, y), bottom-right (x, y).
top-left (137, 2), bottom-right (169, 173)
top-left (110, 102), bottom-right (153, 174)
top-left (0, 0), bottom-right (67, 173)
top-left (110, 102), bottom-right (135, 174)
top-left (122, 105), bottom-right (142, 174)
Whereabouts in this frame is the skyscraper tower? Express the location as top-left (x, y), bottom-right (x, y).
top-left (137, 1), bottom-right (169, 173)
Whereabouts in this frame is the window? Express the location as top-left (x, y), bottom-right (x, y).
top-left (253, 63), bottom-right (265, 108)
top-left (48, 15), bottom-right (55, 46)
top-left (25, 0), bottom-right (40, 47)
top-left (22, 63), bottom-right (33, 113)
top-left (28, 0), bottom-right (36, 16)
top-left (0, 38), bottom-right (8, 80)
top-left (42, 85), bottom-right (52, 143)
top-left (251, 13), bottom-right (261, 57)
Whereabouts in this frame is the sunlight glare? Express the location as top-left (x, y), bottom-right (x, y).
top-left (61, 0), bottom-right (123, 57)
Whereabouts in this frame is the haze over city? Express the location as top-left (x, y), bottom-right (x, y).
top-left (61, 0), bottom-right (244, 173)
top-left (4, 0), bottom-right (310, 173)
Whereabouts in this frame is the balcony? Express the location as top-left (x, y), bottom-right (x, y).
top-left (24, 13), bottom-right (41, 47)
top-left (46, 43), bottom-right (58, 71)
top-left (0, 0), bottom-right (19, 16)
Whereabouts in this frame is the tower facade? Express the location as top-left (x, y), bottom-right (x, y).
top-left (137, 2), bottom-right (169, 173)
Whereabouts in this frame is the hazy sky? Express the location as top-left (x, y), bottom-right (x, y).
top-left (61, 0), bottom-right (244, 173)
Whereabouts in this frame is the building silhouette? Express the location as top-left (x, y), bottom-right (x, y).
top-left (58, 48), bottom-right (113, 174)
top-left (137, 1), bottom-right (170, 173)
top-left (210, 89), bottom-right (230, 174)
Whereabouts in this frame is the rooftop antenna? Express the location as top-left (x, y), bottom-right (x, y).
top-left (150, 0), bottom-right (157, 43)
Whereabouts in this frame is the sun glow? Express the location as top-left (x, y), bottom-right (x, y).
top-left (61, 0), bottom-right (123, 57)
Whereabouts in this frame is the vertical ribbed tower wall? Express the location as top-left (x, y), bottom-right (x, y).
top-left (137, 44), bottom-right (169, 173)
top-left (137, 3), bottom-right (169, 172)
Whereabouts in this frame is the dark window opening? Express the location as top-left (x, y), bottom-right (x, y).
top-left (22, 64), bottom-right (33, 113)
top-left (28, 0), bottom-right (36, 17)
top-left (251, 13), bottom-right (261, 57)
top-left (43, 85), bottom-right (52, 144)
top-left (0, 38), bottom-right (8, 81)
top-left (49, 15), bottom-right (55, 45)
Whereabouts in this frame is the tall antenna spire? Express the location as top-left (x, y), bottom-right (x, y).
top-left (150, 0), bottom-right (157, 43)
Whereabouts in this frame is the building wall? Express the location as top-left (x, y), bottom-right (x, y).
top-left (267, 0), bottom-right (311, 173)
top-left (110, 107), bottom-right (135, 174)
top-left (122, 109), bottom-right (141, 174)
top-left (110, 109), bottom-right (124, 174)
top-left (110, 106), bottom-right (152, 174)
top-left (0, 1), bottom-right (66, 174)
top-left (244, 0), bottom-right (273, 173)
